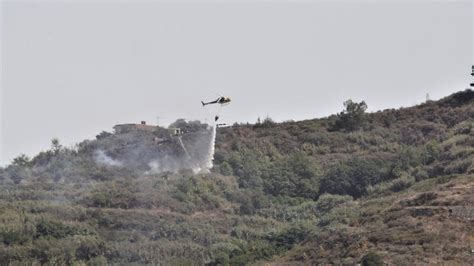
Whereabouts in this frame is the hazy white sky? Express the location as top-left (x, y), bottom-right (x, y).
top-left (1, 0), bottom-right (473, 166)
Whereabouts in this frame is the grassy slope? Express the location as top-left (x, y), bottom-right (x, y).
top-left (217, 89), bottom-right (474, 264)
top-left (271, 174), bottom-right (474, 264)
top-left (0, 90), bottom-right (472, 264)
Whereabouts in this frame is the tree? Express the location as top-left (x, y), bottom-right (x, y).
top-left (12, 154), bottom-right (31, 166)
top-left (261, 116), bottom-right (275, 127)
top-left (332, 100), bottom-right (368, 132)
top-left (51, 138), bottom-right (62, 154)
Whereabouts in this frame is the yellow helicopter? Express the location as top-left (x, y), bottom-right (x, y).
top-left (201, 96), bottom-right (231, 107)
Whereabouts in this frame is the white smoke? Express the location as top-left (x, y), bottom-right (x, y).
top-left (147, 159), bottom-right (202, 175)
top-left (94, 150), bottom-right (123, 167)
top-left (145, 125), bottom-right (217, 175)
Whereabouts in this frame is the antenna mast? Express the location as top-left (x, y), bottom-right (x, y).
top-left (471, 65), bottom-right (474, 87)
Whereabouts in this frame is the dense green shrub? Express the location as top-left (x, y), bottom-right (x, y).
top-left (422, 141), bottom-right (441, 165)
top-left (315, 194), bottom-right (353, 214)
top-left (5, 165), bottom-right (31, 184)
top-left (218, 161), bottom-right (233, 176)
top-left (262, 152), bottom-right (320, 199)
top-left (35, 219), bottom-right (92, 239)
top-left (0, 230), bottom-right (31, 245)
top-left (413, 167), bottom-right (429, 182)
top-left (256, 201), bottom-right (318, 222)
top-left (83, 180), bottom-right (139, 209)
top-left (226, 149), bottom-right (268, 189)
top-left (320, 159), bottom-right (390, 198)
top-left (367, 174), bottom-right (415, 196)
top-left (317, 204), bottom-right (359, 227)
top-left (361, 251), bottom-right (384, 266)
top-left (267, 222), bottom-right (314, 250)
top-left (444, 159), bottom-right (472, 174)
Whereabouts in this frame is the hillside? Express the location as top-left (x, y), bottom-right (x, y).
top-left (0, 89), bottom-right (473, 264)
